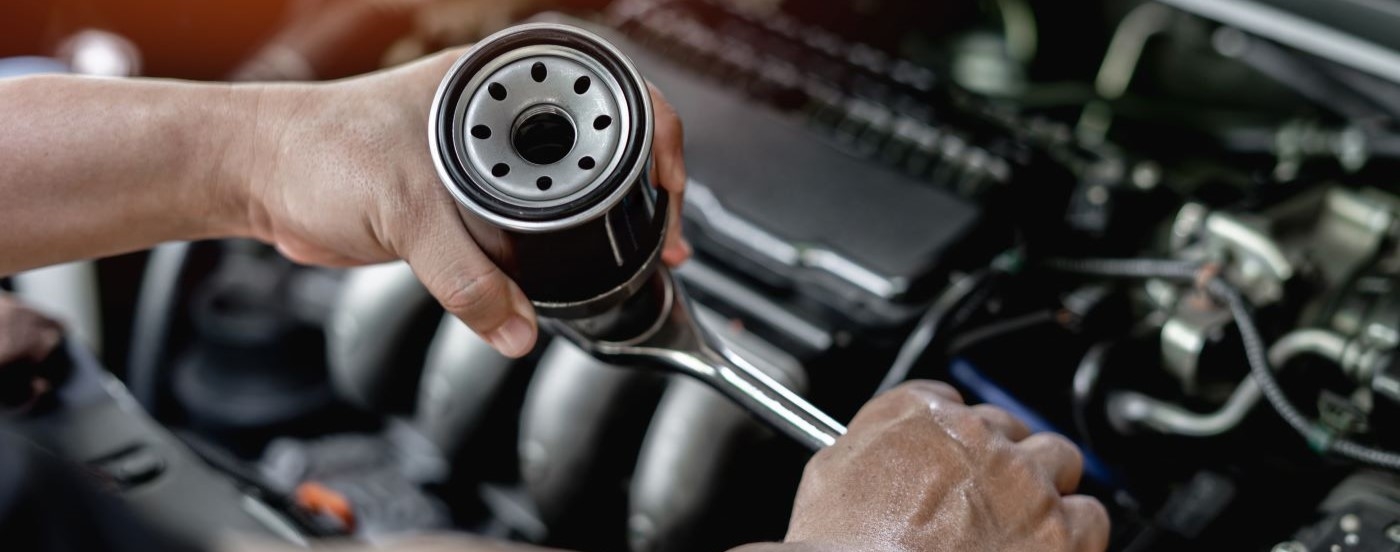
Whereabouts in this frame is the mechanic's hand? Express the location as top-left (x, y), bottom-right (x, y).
top-left (763, 381), bottom-right (1110, 552)
top-left (0, 293), bottom-right (63, 411)
top-left (242, 49), bottom-right (688, 358)
top-left (0, 294), bottom-right (62, 367)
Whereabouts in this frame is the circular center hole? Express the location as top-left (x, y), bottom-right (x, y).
top-left (512, 106), bottom-right (576, 165)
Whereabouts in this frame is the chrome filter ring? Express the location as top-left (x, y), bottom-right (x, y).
top-left (430, 23), bottom-right (668, 317)
top-left (455, 44), bottom-right (625, 208)
top-left (431, 23), bottom-right (654, 230)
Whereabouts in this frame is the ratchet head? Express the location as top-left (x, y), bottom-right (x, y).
top-left (547, 269), bottom-right (848, 451)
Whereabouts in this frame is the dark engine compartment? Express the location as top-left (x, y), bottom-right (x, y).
top-left (7, 0), bottom-right (1400, 550)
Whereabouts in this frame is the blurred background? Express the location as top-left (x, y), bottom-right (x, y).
top-left (7, 1), bottom-right (1400, 551)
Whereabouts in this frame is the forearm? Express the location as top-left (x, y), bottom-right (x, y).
top-left (0, 74), bottom-right (264, 274)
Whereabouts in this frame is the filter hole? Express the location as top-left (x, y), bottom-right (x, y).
top-left (574, 76), bottom-right (591, 94)
top-left (578, 156), bottom-right (596, 170)
top-left (492, 163), bottom-right (510, 177)
top-left (512, 106), bottom-right (576, 165)
top-left (471, 125), bottom-right (491, 139)
top-left (593, 115), bottom-right (612, 130)
top-left (531, 62), bottom-right (547, 82)
top-left (488, 82), bottom-right (507, 101)
top-left (537, 176), bottom-right (553, 191)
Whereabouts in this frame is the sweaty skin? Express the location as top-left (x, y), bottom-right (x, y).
top-left (743, 381), bottom-right (1111, 552)
top-left (0, 48), bottom-right (689, 359)
top-left (0, 47), bottom-right (1108, 552)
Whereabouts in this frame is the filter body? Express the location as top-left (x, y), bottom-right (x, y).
top-left (430, 23), bottom-right (665, 318)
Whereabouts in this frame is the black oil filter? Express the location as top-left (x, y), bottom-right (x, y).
top-left (430, 23), bottom-right (666, 318)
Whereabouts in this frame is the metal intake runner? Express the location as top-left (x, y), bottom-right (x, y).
top-left (429, 23), bottom-right (846, 450)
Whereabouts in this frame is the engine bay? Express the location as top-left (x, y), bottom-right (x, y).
top-left (7, 0), bottom-right (1400, 550)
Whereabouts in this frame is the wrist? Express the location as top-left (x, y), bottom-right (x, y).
top-left (177, 82), bottom-right (270, 241)
top-left (207, 81), bottom-right (312, 243)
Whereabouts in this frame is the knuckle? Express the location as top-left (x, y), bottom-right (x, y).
top-left (884, 383), bottom-right (940, 411)
top-left (1005, 448), bottom-right (1042, 480)
top-left (949, 407), bottom-right (994, 441)
top-left (1066, 496), bottom-right (1111, 551)
top-left (875, 383), bottom-right (921, 405)
top-left (1055, 436), bottom-right (1085, 469)
top-left (437, 269), bottom-right (508, 323)
top-left (1084, 497), bottom-right (1110, 527)
top-left (1028, 433), bottom-right (1082, 461)
top-left (1070, 495), bottom-right (1109, 525)
top-left (854, 385), bottom-right (939, 430)
top-left (971, 404), bottom-right (1013, 426)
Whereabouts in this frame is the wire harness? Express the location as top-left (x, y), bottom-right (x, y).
top-left (1045, 258), bottom-right (1400, 471)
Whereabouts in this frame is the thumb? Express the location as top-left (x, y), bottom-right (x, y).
top-left (400, 213), bottom-right (538, 358)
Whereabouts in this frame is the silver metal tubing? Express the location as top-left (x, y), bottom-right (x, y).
top-left (1154, 0), bottom-right (1400, 86)
top-left (1108, 329), bottom-right (1350, 437)
top-left (1270, 330), bottom-right (1349, 371)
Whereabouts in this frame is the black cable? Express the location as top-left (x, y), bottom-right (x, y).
top-left (1071, 342), bottom-right (1112, 453)
top-left (1042, 258), bottom-right (1202, 280)
top-left (1211, 278), bottom-right (1400, 470)
top-left (946, 310), bottom-right (1057, 355)
top-left (875, 269), bottom-right (1000, 396)
top-left (174, 430), bottom-right (346, 538)
top-left (1045, 257), bottom-right (1400, 471)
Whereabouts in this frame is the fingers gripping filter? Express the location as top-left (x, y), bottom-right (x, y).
top-left (431, 24), bottom-right (666, 318)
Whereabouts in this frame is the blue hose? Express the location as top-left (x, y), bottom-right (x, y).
top-left (949, 358), bottom-right (1120, 488)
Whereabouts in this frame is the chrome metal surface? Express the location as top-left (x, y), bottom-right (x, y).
top-left (328, 262), bottom-right (435, 412)
top-left (430, 22), bottom-right (653, 234)
top-left (1110, 329), bottom-right (1372, 436)
top-left (1077, 2), bottom-right (1175, 144)
top-left (431, 22), bottom-right (666, 317)
top-left (1160, 298), bottom-right (1232, 395)
top-left (1155, 0), bottom-right (1400, 85)
top-left (415, 314), bottom-right (517, 458)
top-left (547, 268), bottom-right (847, 451)
top-left (455, 44), bottom-right (625, 207)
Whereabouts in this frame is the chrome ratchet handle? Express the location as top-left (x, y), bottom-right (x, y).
top-left (548, 268), bottom-right (847, 451)
top-left (678, 344), bottom-right (846, 450)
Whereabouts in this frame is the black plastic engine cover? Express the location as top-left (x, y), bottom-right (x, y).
top-left (542, 15), bottom-right (992, 328)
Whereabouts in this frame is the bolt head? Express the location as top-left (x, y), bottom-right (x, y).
top-left (1340, 513), bottom-right (1361, 533)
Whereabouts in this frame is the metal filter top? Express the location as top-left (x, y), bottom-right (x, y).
top-left (431, 24), bottom-right (653, 233)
